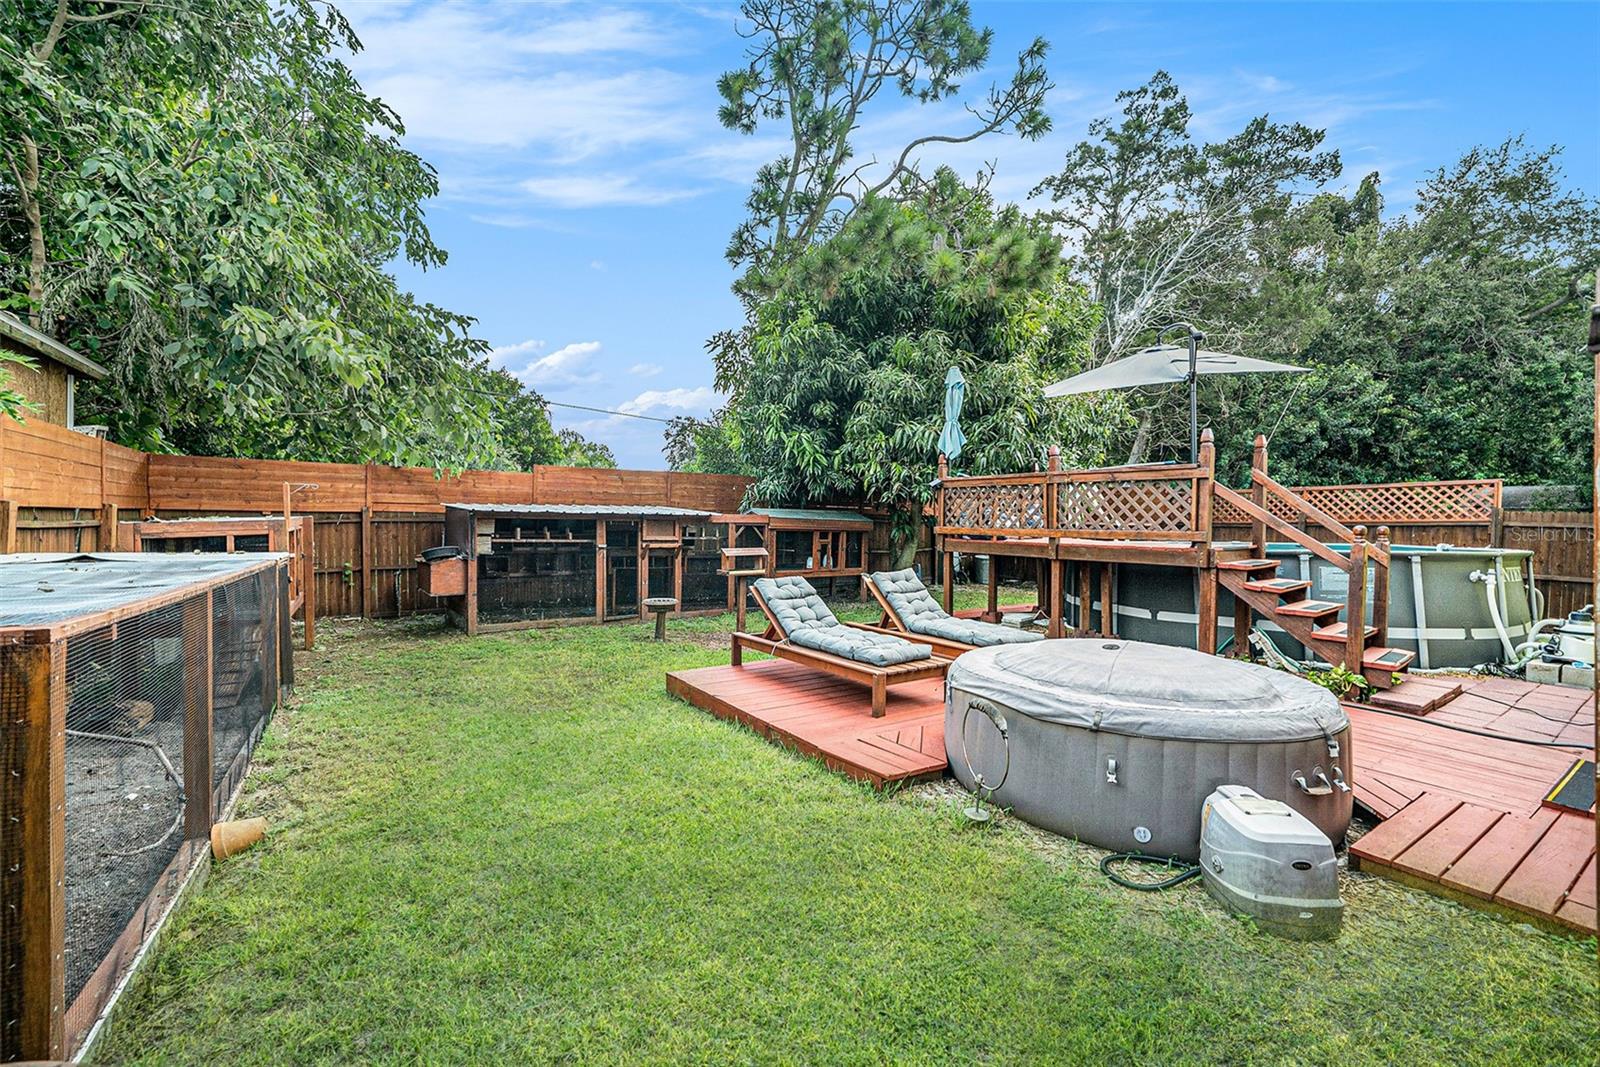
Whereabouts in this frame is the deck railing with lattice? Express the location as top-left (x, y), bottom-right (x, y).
top-left (939, 461), bottom-right (1212, 543)
top-left (1211, 478), bottom-right (1501, 527)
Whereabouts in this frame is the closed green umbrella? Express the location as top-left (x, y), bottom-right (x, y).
top-left (937, 366), bottom-right (967, 463)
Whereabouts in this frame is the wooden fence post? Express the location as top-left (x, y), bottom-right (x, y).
top-left (360, 506), bottom-right (374, 620)
top-left (182, 593), bottom-right (214, 838)
top-left (98, 503), bottom-right (118, 551)
top-left (1489, 506), bottom-right (1505, 547)
top-left (0, 639), bottom-right (67, 1061)
top-left (302, 517), bottom-right (316, 650)
top-left (0, 498), bottom-right (17, 553)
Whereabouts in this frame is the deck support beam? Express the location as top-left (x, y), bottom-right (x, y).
top-left (1197, 568), bottom-right (1218, 655)
top-left (1047, 559), bottom-right (1064, 639)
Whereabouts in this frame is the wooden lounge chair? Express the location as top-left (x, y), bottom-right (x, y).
top-left (732, 576), bottom-right (948, 717)
top-left (859, 568), bottom-right (1046, 656)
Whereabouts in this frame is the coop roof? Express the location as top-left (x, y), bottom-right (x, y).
top-left (442, 503), bottom-right (712, 519)
top-left (0, 310), bottom-right (109, 379)
top-left (0, 553), bottom-right (285, 632)
top-left (746, 507), bottom-right (873, 528)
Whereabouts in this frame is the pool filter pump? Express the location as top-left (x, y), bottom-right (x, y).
top-left (1198, 785), bottom-right (1342, 940)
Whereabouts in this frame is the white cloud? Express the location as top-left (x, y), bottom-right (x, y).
top-left (487, 338), bottom-right (545, 367)
top-left (364, 69), bottom-right (695, 155)
top-left (618, 386), bottom-right (719, 416)
top-left (468, 212), bottom-right (570, 232)
top-left (520, 173), bottom-right (706, 207)
top-left (628, 362), bottom-right (663, 378)
top-left (590, 260), bottom-right (607, 272)
top-left (351, 6), bottom-right (672, 70)
top-left (501, 340), bottom-right (605, 388)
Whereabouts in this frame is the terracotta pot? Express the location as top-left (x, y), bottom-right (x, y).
top-left (210, 816), bottom-right (267, 860)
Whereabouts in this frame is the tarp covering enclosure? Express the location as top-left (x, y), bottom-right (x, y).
top-left (0, 553), bottom-right (290, 627)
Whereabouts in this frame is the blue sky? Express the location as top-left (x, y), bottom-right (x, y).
top-left (339, 1), bottom-right (1600, 469)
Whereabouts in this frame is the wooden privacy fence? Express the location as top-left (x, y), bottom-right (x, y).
top-left (4, 414), bottom-right (1594, 620)
top-left (2, 415), bottom-right (753, 620)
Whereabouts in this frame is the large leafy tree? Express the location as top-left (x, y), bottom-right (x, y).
top-left (1207, 139), bottom-right (1598, 493)
top-left (554, 429), bottom-right (617, 470)
top-left (664, 406), bottom-right (745, 474)
top-left (0, 0), bottom-right (514, 466)
top-left (1032, 72), bottom-right (1341, 460)
top-left (719, 0), bottom-right (1051, 294)
top-left (725, 170), bottom-right (1118, 562)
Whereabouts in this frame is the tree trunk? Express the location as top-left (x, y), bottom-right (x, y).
top-left (19, 134), bottom-right (45, 328)
top-left (1125, 410), bottom-right (1154, 465)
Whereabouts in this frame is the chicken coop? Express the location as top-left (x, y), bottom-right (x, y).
top-left (427, 504), bottom-right (729, 634)
top-left (0, 552), bottom-right (292, 1062)
top-left (716, 507), bottom-right (874, 597)
top-left (120, 514), bottom-right (315, 647)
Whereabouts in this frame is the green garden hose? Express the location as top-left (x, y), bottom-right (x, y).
top-left (1099, 851), bottom-right (1203, 891)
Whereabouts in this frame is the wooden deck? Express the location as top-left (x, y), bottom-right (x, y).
top-left (668, 653), bottom-right (1596, 935)
top-left (1344, 703), bottom-right (1589, 820)
top-left (666, 659), bottom-right (947, 789)
top-left (1348, 676), bottom-right (1594, 936)
top-left (1351, 795), bottom-right (1595, 935)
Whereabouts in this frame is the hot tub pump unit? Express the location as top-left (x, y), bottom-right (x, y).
top-left (1198, 785), bottom-right (1342, 940)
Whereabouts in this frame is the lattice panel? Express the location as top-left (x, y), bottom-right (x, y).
top-left (1213, 479), bottom-right (1501, 525)
top-left (1212, 493), bottom-right (1298, 525)
top-left (1297, 481), bottom-right (1500, 523)
top-left (944, 482), bottom-right (1047, 531)
top-left (1055, 479), bottom-right (1194, 534)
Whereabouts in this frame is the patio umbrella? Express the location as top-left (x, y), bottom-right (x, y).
top-left (1043, 326), bottom-right (1308, 461)
top-left (937, 366), bottom-right (967, 463)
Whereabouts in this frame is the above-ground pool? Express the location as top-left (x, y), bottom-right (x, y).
top-left (1065, 544), bottom-right (1537, 669)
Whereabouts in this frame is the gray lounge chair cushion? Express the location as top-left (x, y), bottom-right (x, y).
top-left (870, 568), bottom-right (1044, 647)
top-left (754, 576), bottom-right (932, 667)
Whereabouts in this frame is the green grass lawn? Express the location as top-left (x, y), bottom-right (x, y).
top-left (94, 589), bottom-right (1597, 1064)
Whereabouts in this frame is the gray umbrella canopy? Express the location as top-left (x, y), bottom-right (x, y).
top-left (1043, 345), bottom-right (1308, 397)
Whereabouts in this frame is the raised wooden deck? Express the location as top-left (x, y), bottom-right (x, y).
top-left (667, 659), bottom-right (946, 789)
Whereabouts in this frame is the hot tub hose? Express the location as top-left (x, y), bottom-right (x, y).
top-left (1099, 852), bottom-right (1202, 891)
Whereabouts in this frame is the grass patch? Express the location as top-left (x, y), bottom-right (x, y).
top-left (93, 589), bottom-right (1597, 1064)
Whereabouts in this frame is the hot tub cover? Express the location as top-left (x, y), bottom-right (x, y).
top-left (947, 639), bottom-right (1345, 743)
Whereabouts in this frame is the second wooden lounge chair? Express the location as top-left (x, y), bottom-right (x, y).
top-left (861, 568), bottom-right (1046, 656)
top-left (732, 576), bottom-right (948, 717)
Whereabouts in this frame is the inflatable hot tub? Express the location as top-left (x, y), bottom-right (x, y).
top-left (946, 640), bottom-right (1352, 860)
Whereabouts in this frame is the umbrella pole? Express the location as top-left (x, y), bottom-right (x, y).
top-left (1188, 333), bottom-right (1199, 463)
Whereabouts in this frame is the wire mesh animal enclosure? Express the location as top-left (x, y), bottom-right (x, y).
top-left (1, 554), bottom-right (290, 1062)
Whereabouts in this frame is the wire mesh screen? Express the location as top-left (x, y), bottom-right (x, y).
top-left (475, 518), bottom-right (599, 624)
top-left (682, 523), bottom-right (728, 610)
top-left (212, 571), bottom-right (274, 794)
top-left (478, 547), bottom-right (598, 623)
top-left (141, 535), bottom-right (228, 553)
top-left (62, 599), bottom-right (195, 1004)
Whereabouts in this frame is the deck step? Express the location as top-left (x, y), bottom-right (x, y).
top-left (1246, 577), bottom-right (1311, 596)
top-left (1311, 622), bottom-right (1378, 642)
top-left (1362, 646), bottom-right (1417, 675)
top-left (1274, 599), bottom-right (1343, 619)
top-left (1218, 558), bottom-right (1279, 573)
top-left (1368, 677), bottom-right (1462, 714)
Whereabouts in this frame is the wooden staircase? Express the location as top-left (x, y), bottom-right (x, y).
top-left (1213, 436), bottom-right (1415, 689)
